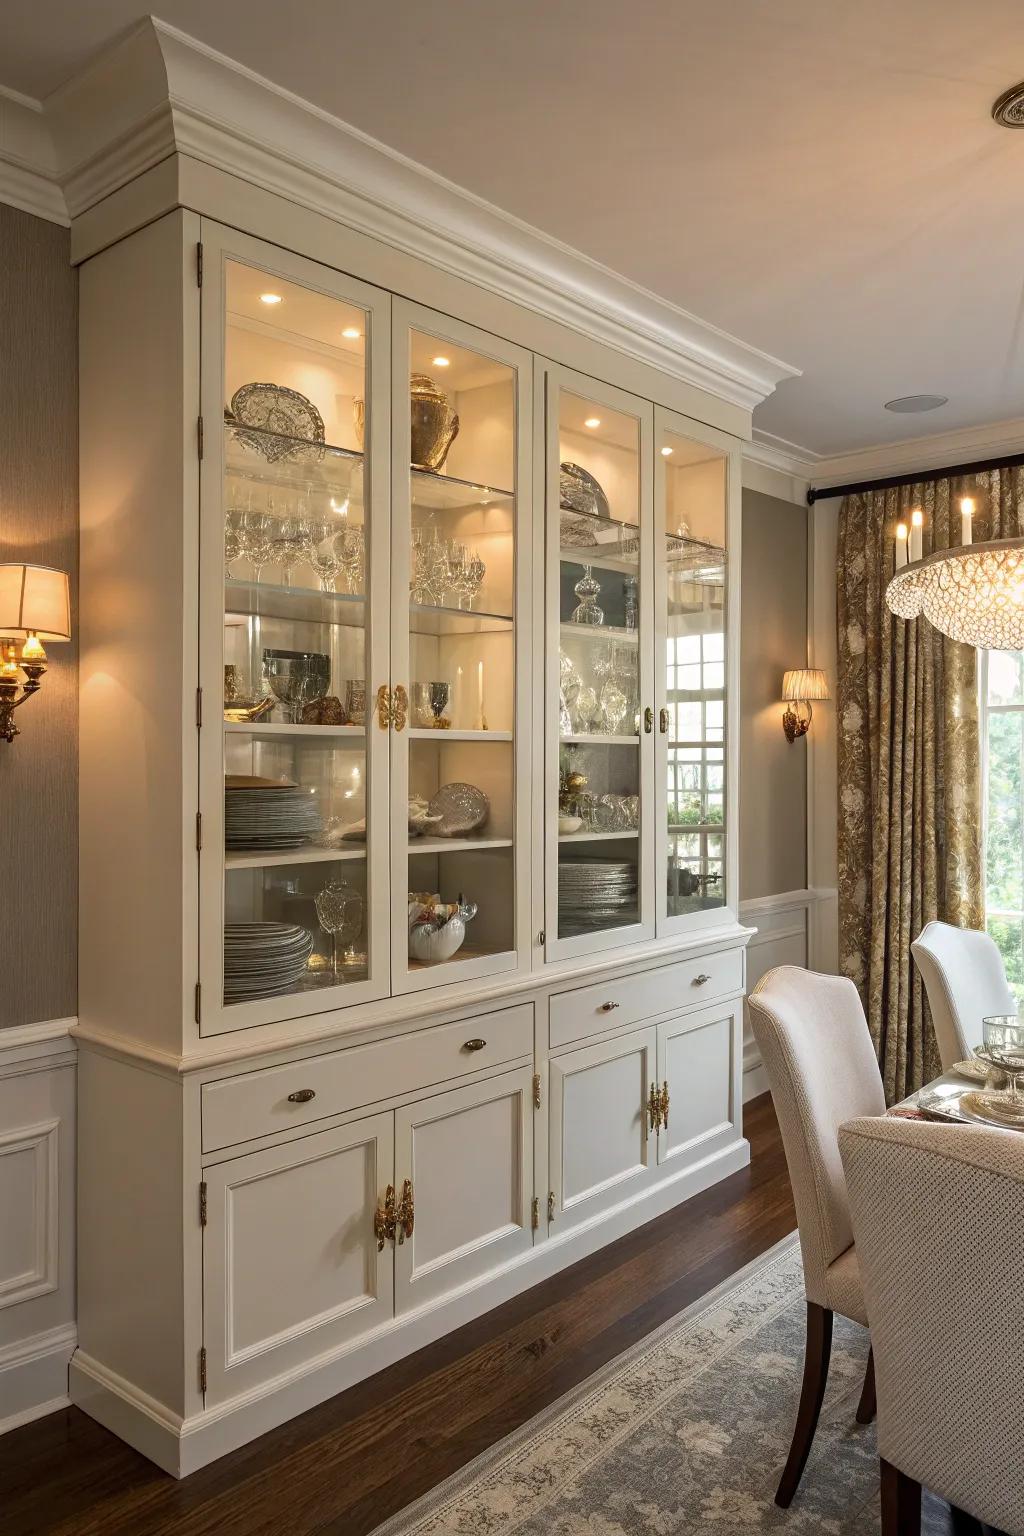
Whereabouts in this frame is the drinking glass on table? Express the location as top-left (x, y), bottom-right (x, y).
top-left (980, 1015), bottom-right (1024, 1119)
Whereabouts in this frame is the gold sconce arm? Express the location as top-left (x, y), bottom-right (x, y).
top-left (0, 640), bottom-right (49, 745)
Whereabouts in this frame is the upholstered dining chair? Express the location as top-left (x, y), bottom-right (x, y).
top-left (747, 965), bottom-right (885, 1507)
top-left (911, 920), bottom-right (1016, 1071)
top-left (839, 1114), bottom-right (1023, 1536)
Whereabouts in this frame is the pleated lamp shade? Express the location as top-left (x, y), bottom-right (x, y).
top-left (0, 564), bottom-right (71, 642)
top-left (782, 668), bottom-right (829, 703)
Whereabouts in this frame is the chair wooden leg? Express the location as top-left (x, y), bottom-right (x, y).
top-left (950, 1509), bottom-right (984, 1535)
top-left (880, 1458), bottom-right (921, 1535)
top-left (856, 1347), bottom-right (876, 1424)
top-left (775, 1302), bottom-right (833, 1508)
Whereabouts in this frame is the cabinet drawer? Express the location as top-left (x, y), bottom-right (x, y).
top-left (549, 951), bottom-right (743, 1050)
top-left (202, 1003), bottom-right (533, 1152)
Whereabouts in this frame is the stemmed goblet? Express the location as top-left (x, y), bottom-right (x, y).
top-left (240, 499), bottom-right (276, 584)
top-left (305, 521), bottom-right (344, 592)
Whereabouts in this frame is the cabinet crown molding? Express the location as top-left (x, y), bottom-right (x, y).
top-left (29, 17), bottom-right (798, 414)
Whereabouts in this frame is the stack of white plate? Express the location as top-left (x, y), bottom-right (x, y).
top-left (558, 858), bottom-right (639, 933)
top-left (225, 778), bottom-right (320, 851)
top-left (224, 922), bottom-right (314, 1003)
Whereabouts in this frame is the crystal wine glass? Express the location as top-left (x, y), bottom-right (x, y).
top-left (272, 514), bottom-right (307, 588)
top-left (464, 553), bottom-right (486, 610)
top-left (224, 509), bottom-right (243, 576)
top-left (339, 525), bottom-right (365, 595)
top-left (601, 679), bottom-right (628, 735)
top-left (314, 877), bottom-right (364, 980)
top-left (240, 502), bottom-right (276, 584)
top-left (979, 1015), bottom-right (1024, 1122)
top-left (305, 521), bottom-right (344, 592)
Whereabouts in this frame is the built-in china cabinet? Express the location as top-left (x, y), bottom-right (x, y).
top-left (71, 36), bottom-right (763, 1476)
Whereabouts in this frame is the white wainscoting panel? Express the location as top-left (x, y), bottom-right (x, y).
top-left (739, 892), bottom-right (817, 1102)
top-left (0, 1020), bottom-right (77, 1433)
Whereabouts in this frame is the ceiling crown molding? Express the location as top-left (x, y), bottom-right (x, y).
top-left (0, 85), bottom-right (67, 225)
top-left (38, 16), bottom-right (798, 414)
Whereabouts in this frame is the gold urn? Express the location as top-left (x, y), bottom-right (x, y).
top-left (410, 373), bottom-right (459, 470)
top-left (352, 374), bottom-right (459, 471)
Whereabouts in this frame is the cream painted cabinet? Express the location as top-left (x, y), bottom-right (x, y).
top-left (655, 1004), bottom-right (739, 1169)
top-left (548, 1026), bottom-right (659, 1230)
top-left (201, 1111), bottom-right (394, 1406)
top-left (394, 1066), bottom-right (535, 1313)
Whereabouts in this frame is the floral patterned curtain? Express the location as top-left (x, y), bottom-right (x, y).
top-left (837, 468), bottom-right (1024, 1102)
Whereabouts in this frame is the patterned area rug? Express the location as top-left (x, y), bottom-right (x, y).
top-left (373, 1235), bottom-right (954, 1535)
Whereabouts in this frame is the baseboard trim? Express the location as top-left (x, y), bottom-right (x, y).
top-left (0, 1322), bottom-right (77, 1435)
top-left (71, 1136), bottom-right (750, 1477)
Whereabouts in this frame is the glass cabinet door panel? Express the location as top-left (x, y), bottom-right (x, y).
top-left (200, 232), bottom-right (390, 1032)
top-left (656, 420), bottom-right (731, 930)
top-left (548, 373), bottom-right (654, 955)
top-left (392, 307), bottom-right (529, 991)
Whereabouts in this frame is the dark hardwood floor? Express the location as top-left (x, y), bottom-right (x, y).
top-left (1, 1093), bottom-right (794, 1536)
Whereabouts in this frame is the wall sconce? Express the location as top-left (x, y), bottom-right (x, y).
top-left (0, 564), bottom-right (71, 744)
top-left (782, 668), bottom-right (830, 743)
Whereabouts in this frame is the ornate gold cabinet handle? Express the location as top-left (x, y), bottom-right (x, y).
top-left (644, 706), bottom-right (654, 734)
top-left (287, 1088), bottom-right (316, 1103)
top-left (659, 707), bottom-right (669, 735)
top-left (393, 683), bottom-right (408, 731)
top-left (374, 1184), bottom-right (396, 1251)
top-left (659, 1080), bottom-right (670, 1130)
top-left (397, 1178), bottom-right (415, 1243)
top-left (376, 684), bottom-right (391, 730)
top-left (647, 1081), bottom-right (662, 1132)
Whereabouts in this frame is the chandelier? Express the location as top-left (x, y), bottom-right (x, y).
top-left (884, 498), bottom-right (1024, 650)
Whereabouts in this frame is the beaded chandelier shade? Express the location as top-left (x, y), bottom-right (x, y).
top-left (886, 538), bottom-right (1024, 649)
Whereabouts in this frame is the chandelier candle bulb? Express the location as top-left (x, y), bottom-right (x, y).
top-left (910, 508), bottom-right (924, 563)
top-left (960, 496), bottom-right (975, 546)
top-left (895, 523), bottom-right (908, 569)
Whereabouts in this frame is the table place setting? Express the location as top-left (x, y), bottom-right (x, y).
top-left (896, 1013), bottom-right (1024, 1130)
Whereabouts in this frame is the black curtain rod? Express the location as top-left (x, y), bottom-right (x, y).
top-left (806, 447), bottom-right (1024, 505)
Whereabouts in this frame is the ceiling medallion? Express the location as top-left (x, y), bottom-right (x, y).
top-left (992, 81), bottom-right (1024, 128)
top-left (886, 539), bottom-right (1024, 649)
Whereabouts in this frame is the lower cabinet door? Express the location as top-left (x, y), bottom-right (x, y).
top-left (394, 1067), bottom-right (534, 1315)
top-left (656, 1004), bottom-right (738, 1168)
top-left (202, 1111), bottom-right (394, 1404)
top-left (548, 1026), bottom-right (659, 1231)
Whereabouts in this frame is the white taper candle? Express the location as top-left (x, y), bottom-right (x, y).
top-left (895, 523), bottom-right (908, 569)
top-left (910, 508), bottom-right (924, 562)
top-left (960, 496), bottom-right (975, 546)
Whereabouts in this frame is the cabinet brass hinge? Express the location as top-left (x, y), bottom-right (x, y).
top-left (197, 415), bottom-right (204, 460)
top-left (196, 240), bottom-right (204, 287)
top-left (196, 686), bottom-right (203, 729)
top-left (547, 1190), bottom-right (556, 1224)
top-left (199, 1346), bottom-right (207, 1394)
top-left (194, 981), bottom-right (202, 1025)
top-left (532, 1072), bottom-right (541, 1109)
top-left (199, 1180), bottom-right (207, 1226)
top-left (195, 811), bottom-right (203, 853)
top-left (531, 1196), bottom-right (539, 1230)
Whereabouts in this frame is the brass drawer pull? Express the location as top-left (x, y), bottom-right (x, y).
top-left (464, 1037), bottom-right (487, 1051)
top-left (693, 973), bottom-right (710, 986)
top-left (599, 1001), bottom-right (621, 1013)
top-left (287, 1088), bottom-right (316, 1103)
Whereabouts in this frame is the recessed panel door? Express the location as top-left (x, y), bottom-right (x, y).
top-left (656, 1005), bottom-right (739, 1168)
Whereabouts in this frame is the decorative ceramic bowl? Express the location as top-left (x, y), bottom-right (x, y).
top-left (409, 915), bottom-right (465, 963)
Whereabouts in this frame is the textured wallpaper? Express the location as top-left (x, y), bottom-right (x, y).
top-left (0, 203), bottom-right (78, 1027)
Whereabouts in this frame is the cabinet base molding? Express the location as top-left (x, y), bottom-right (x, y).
top-left (70, 1135), bottom-right (749, 1477)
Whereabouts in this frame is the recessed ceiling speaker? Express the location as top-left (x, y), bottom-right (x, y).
top-left (993, 81), bottom-right (1024, 127)
top-left (884, 395), bottom-right (949, 414)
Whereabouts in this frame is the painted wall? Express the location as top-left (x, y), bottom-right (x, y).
top-left (0, 203), bottom-right (78, 1029)
top-left (739, 487), bottom-right (809, 903)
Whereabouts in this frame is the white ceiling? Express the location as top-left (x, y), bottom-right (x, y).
top-left (3, 1), bottom-right (1024, 456)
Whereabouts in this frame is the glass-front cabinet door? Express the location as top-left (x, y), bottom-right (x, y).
top-left (199, 227), bottom-right (391, 1033)
top-left (654, 408), bottom-right (738, 937)
top-left (390, 301), bottom-right (532, 992)
top-left (545, 366), bottom-right (655, 960)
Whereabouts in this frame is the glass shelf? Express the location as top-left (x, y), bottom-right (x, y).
top-left (561, 733), bottom-right (639, 746)
top-left (225, 845), bottom-right (366, 870)
top-left (410, 467), bottom-right (513, 512)
top-left (225, 580), bottom-right (365, 626)
top-left (408, 835), bottom-right (514, 855)
top-left (223, 721), bottom-right (365, 738)
top-left (409, 602), bottom-right (513, 637)
top-left (558, 829), bottom-right (639, 843)
top-left (408, 728), bottom-right (512, 743)
top-left (225, 423), bottom-right (364, 497)
top-left (560, 621), bottom-right (638, 644)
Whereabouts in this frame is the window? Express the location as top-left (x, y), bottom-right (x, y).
top-left (982, 651), bottom-right (1024, 1001)
top-left (666, 629), bottom-right (725, 897)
